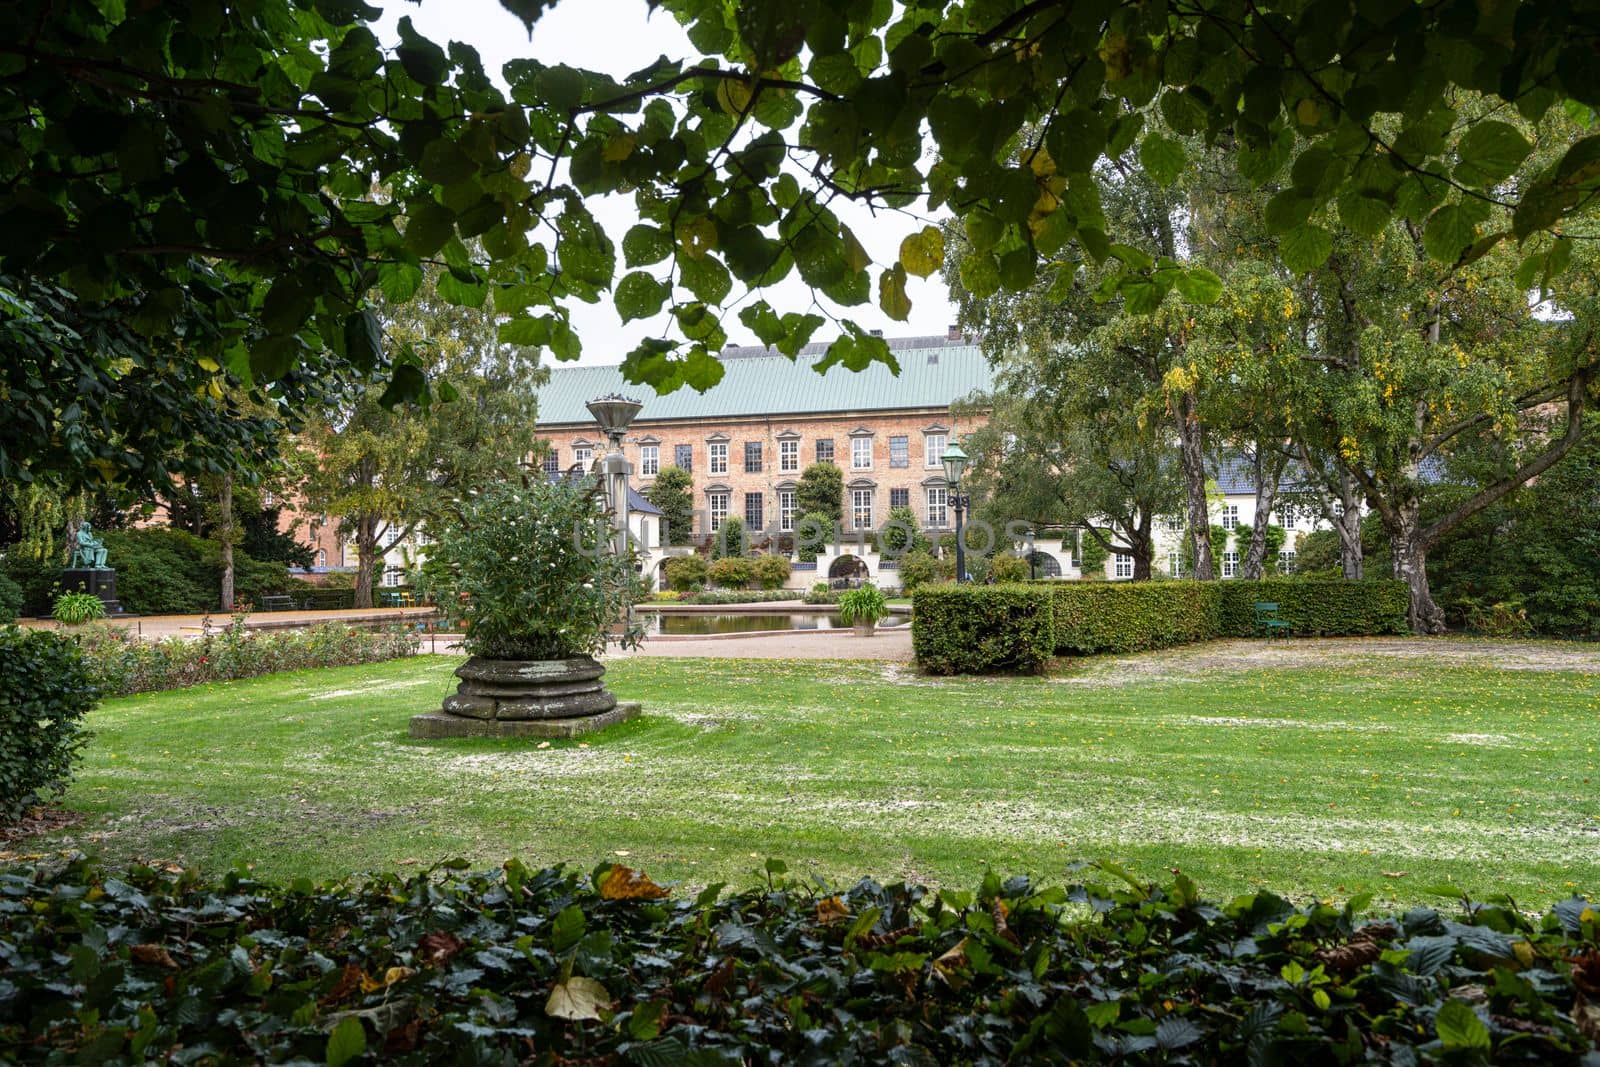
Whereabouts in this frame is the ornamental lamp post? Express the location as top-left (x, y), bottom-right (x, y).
top-left (1027, 528), bottom-right (1037, 580)
top-left (587, 394), bottom-right (643, 557)
top-left (940, 439), bottom-right (970, 584)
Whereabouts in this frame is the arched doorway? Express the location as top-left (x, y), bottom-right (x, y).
top-left (828, 554), bottom-right (869, 588)
top-left (1026, 551), bottom-right (1062, 578)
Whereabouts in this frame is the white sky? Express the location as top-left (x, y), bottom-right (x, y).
top-left (371, 0), bottom-right (959, 368)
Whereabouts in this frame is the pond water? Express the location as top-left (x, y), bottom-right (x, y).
top-left (645, 612), bottom-right (911, 636)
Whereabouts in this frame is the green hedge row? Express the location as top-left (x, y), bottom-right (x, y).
top-left (2, 857), bottom-right (1595, 1064)
top-left (912, 584), bottom-right (1055, 674)
top-left (915, 579), bottom-right (1410, 673)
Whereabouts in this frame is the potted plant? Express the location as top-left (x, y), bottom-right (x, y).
top-left (411, 477), bottom-right (645, 739)
top-left (837, 582), bottom-right (889, 637)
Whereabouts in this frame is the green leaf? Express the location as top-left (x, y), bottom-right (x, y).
top-left (1174, 268), bottom-right (1223, 303)
top-left (326, 1016), bottom-right (366, 1067)
top-left (1454, 120), bottom-right (1532, 188)
top-left (377, 261), bottom-right (423, 304)
top-left (1265, 190), bottom-right (1316, 234)
top-left (964, 210), bottom-right (1004, 253)
top-left (1138, 131), bottom-right (1186, 187)
top-left (1280, 224), bottom-right (1333, 273)
top-left (404, 200), bottom-right (454, 257)
top-left (395, 16), bottom-right (448, 86)
top-left (1435, 1000), bottom-right (1490, 1051)
top-left (1422, 203), bottom-right (1481, 262)
top-left (616, 271), bottom-right (668, 323)
top-left (899, 226), bottom-right (945, 278)
top-left (1337, 192), bottom-right (1392, 237)
top-left (958, 253), bottom-right (1001, 299)
top-left (437, 270), bottom-right (487, 309)
top-left (498, 316), bottom-right (550, 346)
top-left (623, 225), bottom-right (673, 268)
top-left (878, 264), bottom-right (911, 321)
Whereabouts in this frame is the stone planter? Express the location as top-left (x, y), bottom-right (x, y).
top-left (852, 620), bottom-right (876, 637)
top-left (410, 656), bottom-right (640, 739)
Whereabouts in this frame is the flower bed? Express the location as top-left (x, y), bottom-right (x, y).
top-left (74, 617), bottom-right (419, 696)
top-left (0, 858), bottom-right (1594, 1063)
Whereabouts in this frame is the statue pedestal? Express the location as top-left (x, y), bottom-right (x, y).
top-left (60, 568), bottom-right (125, 616)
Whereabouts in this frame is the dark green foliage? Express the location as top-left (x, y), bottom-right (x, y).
top-left (751, 554), bottom-right (791, 590)
top-left (795, 511), bottom-right (835, 563)
top-left (1214, 580), bottom-right (1411, 638)
top-left (988, 553), bottom-right (1031, 583)
top-left (916, 580), bottom-right (1409, 672)
top-left (0, 626), bottom-right (96, 821)
top-left (880, 505), bottom-right (926, 557)
top-left (707, 556), bottom-right (755, 588)
top-left (238, 504), bottom-right (315, 569)
top-left (898, 548), bottom-right (941, 593)
top-left (1078, 530), bottom-right (1109, 575)
top-left (1293, 528), bottom-right (1341, 576)
top-left (4, 857), bottom-right (1594, 1064)
top-left (646, 466), bottom-right (696, 546)
top-left (1051, 582), bottom-right (1221, 654)
top-left (795, 463), bottom-right (843, 521)
top-left (0, 570), bottom-right (21, 622)
top-left (913, 584), bottom-right (1055, 674)
top-left (98, 528), bottom-right (293, 615)
top-left (711, 516), bottom-right (746, 560)
top-left (50, 591), bottom-right (105, 625)
top-left (663, 555), bottom-right (708, 592)
top-left (1, 550), bottom-right (63, 617)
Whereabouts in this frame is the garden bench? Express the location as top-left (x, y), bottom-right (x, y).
top-left (259, 595), bottom-right (293, 612)
top-left (1254, 602), bottom-right (1291, 639)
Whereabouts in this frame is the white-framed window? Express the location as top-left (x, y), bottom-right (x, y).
top-left (707, 491), bottom-right (729, 531)
top-left (1168, 551), bottom-right (1182, 577)
top-left (926, 486), bottom-right (948, 527)
top-left (573, 446), bottom-right (592, 469)
top-left (1278, 549), bottom-right (1297, 574)
top-left (262, 491), bottom-right (275, 507)
top-left (709, 441), bottom-right (728, 475)
top-left (851, 487), bottom-right (873, 529)
top-left (1166, 514), bottom-right (1183, 532)
top-left (925, 432), bottom-right (947, 467)
top-left (779, 438), bottom-right (798, 472)
top-left (1277, 506), bottom-right (1298, 530)
top-left (640, 445), bottom-right (659, 476)
top-left (778, 490), bottom-right (796, 532)
top-left (316, 549), bottom-right (327, 569)
top-left (851, 437), bottom-right (872, 470)
top-left (889, 435), bottom-right (909, 468)
top-left (1113, 553), bottom-right (1134, 579)
top-left (1221, 504), bottom-right (1239, 530)
top-left (382, 569), bottom-right (402, 587)
top-left (1223, 550), bottom-right (1239, 578)
top-left (542, 450), bottom-right (560, 475)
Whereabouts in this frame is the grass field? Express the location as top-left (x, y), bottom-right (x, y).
top-left (28, 643), bottom-right (1600, 905)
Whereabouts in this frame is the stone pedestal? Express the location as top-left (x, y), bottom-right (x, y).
top-left (60, 568), bottom-right (125, 616)
top-left (410, 656), bottom-right (640, 739)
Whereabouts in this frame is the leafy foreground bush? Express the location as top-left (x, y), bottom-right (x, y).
top-left (0, 628), bottom-right (96, 822)
top-left (74, 617), bottom-right (419, 697)
top-left (1, 860), bottom-right (1596, 1065)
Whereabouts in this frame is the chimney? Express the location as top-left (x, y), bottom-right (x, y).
top-left (869, 328), bottom-right (883, 338)
top-left (947, 323), bottom-right (961, 341)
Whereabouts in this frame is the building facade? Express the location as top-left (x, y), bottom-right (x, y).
top-left (532, 333), bottom-right (996, 585)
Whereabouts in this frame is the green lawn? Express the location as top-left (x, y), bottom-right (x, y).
top-left (34, 648), bottom-right (1600, 905)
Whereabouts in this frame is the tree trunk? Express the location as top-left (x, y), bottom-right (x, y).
top-left (219, 473), bottom-right (235, 611)
top-left (1336, 471), bottom-right (1364, 580)
top-left (1385, 499), bottom-right (1445, 634)
top-left (1175, 391), bottom-right (1213, 579)
top-left (354, 512), bottom-right (378, 609)
top-left (1241, 446), bottom-right (1284, 580)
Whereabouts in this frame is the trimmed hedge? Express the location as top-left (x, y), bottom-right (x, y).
top-left (0, 626), bottom-right (97, 821)
top-left (1050, 582), bottom-right (1220, 654)
top-left (915, 579), bottom-right (1411, 672)
top-left (913, 584), bottom-right (1054, 674)
top-left (1, 857), bottom-right (1596, 1064)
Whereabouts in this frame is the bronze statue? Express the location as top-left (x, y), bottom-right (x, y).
top-left (71, 521), bottom-right (108, 569)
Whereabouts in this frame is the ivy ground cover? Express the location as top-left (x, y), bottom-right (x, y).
top-left (20, 644), bottom-right (1600, 905)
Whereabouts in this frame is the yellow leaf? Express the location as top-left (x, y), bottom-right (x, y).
top-left (675, 216), bottom-right (717, 259)
top-left (599, 865), bottom-right (670, 901)
top-left (1296, 98), bottom-right (1320, 126)
top-left (602, 133), bottom-right (636, 162)
top-left (840, 224), bottom-right (870, 274)
top-left (197, 357), bottom-right (221, 373)
top-left (715, 76), bottom-right (753, 116)
top-left (898, 226), bottom-right (945, 279)
top-left (815, 895), bottom-right (850, 925)
top-left (546, 975), bottom-right (609, 1021)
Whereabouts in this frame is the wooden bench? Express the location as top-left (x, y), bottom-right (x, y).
top-left (259, 595), bottom-right (294, 612)
top-left (1254, 602), bottom-right (1291, 638)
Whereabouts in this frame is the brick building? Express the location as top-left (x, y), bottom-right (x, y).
top-left (532, 333), bottom-right (995, 564)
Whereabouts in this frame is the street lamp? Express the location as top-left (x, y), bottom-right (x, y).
top-left (1027, 528), bottom-right (1037, 580)
top-left (940, 439), bottom-right (970, 583)
top-left (587, 394), bottom-right (642, 557)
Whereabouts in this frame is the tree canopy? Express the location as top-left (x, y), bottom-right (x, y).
top-left (6, 0), bottom-right (1600, 489)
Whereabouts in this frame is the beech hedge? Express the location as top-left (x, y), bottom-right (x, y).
top-left (912, 584), bottom-right (1055, 675)
top-left (1, 857), bottom-right (1596, 1064)
top-left (915, 580), bottom-right (1410, 673)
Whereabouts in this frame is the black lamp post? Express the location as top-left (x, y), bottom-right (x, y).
top-left (1027, 528), bottom-right (1037, 580)
top-left (940, 440), bottom-right (970, 583)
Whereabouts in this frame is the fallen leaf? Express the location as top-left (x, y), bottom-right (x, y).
top-left (546, 975), bottom-right (609, 1021)
top-left (815, 895), bottom-right (850, 925)
top-left (129, 944), bottom-right (179, 970)
top-left (1383, 871), bottom-right (1408, 879)
top-left (599, 865), bottom-right (670, 901)
top-left (418, 931), bottom-right (465, 966)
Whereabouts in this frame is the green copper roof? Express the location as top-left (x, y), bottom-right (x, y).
top-left (536, 335), bottom-right (995, 426)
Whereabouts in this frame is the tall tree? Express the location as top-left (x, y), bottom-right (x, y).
top-left (302, 268), bottom-right (543, 607)
top-left (645, 466), bottom-right (695, 547)
top-left (795, 463), bottom-right (844, 524)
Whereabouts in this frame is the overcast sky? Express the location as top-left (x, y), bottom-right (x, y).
top-left (371, 0), bottom-right (959, 369)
